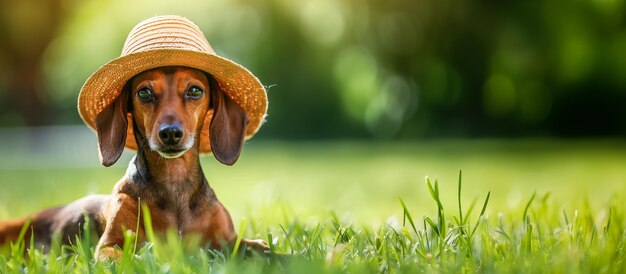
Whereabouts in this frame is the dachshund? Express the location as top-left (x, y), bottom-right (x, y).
top-left (0, 66), bottom-right (268, 260)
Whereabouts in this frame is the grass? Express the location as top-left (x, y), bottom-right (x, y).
top-left (0, 171), bottom-right (623, 273)
top-left (1, 140), bottom-right (626, 272)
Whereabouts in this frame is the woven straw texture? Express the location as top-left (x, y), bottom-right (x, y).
top-left (78, 15), bottom-right (267, 153)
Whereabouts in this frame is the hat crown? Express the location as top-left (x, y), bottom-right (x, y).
top-left (121, 15), bottom-right (214, 56)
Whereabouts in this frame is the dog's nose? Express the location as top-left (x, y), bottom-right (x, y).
top-left (158, 124), bottom-right (184, 145)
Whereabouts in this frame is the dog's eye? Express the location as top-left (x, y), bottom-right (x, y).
top-left (137, 88), bottom-right (154, 101)
top-left (186, 87), bottom-right (204, 99)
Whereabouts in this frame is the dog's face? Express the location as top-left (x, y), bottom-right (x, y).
top-left (94, 66), bottom-right (249, 167)
top-left (130, 67), bottom-right (210, 158)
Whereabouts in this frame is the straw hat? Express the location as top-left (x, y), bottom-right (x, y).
top-left (78, 15), bottom-right (267, 153)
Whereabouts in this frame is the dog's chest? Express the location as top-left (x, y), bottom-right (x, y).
top-left (149, 199), bottom-right (211, 235)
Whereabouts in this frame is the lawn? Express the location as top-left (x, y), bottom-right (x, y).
top-left (0, 140), bottom-right (625, 273)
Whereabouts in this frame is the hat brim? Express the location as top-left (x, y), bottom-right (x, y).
top-left (78, 49), bottom-right (267, 154)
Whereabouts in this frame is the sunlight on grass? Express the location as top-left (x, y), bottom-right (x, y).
top-left (0, 141), bottom-right (625, 272)
top-left (3, 140), bottom-right (625, 222)
top-left (0, 171), bottom-right (624, 273)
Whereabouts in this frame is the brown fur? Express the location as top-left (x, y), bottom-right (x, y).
top-left (0, 67), bottom-right (267, 260)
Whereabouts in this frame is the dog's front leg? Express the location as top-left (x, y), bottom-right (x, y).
top-left (203, 202), bottom-right (270, 256)
top-left (95, 193), bottom-right (145, 261)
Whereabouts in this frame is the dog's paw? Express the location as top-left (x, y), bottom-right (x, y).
top-left (95, 246), bottom-right (123, 262)
top-left (241, 238), bottom-right (270, 255)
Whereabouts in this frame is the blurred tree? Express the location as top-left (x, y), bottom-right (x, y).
top-left (0, 0), bottom-right (73, 126)
top-left (2, 0), bottom-right (626, 139)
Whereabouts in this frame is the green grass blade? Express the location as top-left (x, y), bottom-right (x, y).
top-left (463, 198), bottom-right (478, 226)
top-left (426, 177), bottom-right (446, 237)
top-left (523, 192), bottom-right (537, 220)
top-left (399, 197), bottom-right (418, 235)
top-left (458, 170), bottom-right (463, 224)
top-left (424, 216), bottom-right (440, 237)
top-left (479, 191), bottom-right (490, 217)
top-left (231, 219), bottom-right (247, 258)
top-left (133, 197), bottom-right (141, 255)
top-left (426, 177), bottom-right (437, 202)
top-left (141, 202), bottom-right (155, 242)
top-left (471, 191), bottom-right (490, 237)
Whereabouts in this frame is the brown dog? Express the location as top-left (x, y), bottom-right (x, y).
top-left (0, 67), bottom-right (268, 260)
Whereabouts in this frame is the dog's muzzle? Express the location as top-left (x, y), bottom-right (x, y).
top-left (155, 123), bottom-right (189, 158)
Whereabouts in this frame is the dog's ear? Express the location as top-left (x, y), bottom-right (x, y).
top-left (94, 85), bottom-right (129, 167)
top-left (209, 78), bottom-right (249, 165)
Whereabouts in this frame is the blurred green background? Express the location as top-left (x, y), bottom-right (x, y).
top-left (1, 0), bottom-right (626, 225)
top-left (2, 0), bottom-right (626, 138)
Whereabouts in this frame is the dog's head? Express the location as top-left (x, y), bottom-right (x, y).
top-left (94, 66), bottom-right (249, 167)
